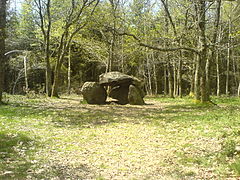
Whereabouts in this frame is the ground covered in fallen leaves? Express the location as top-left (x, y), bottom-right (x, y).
top-left (0, 95), bottom-right (240, 179)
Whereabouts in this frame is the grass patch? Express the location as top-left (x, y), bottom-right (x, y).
top-left (0, 95), bottom-right (240, 179)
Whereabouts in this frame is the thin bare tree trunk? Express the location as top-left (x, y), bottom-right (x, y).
top-left (173, 61), bottom-right (177, 97)
top-left (178, 58), bottom-right (182, 98)
top-left (67, 43), bottom-right (71, 95)
top-left (226, 21), bottom-right (231, 96)
top-left (23, 55), bottom-right (29, 93)
top-left (121, 36), bottom-right (124, 73)
top-left (164, 64), bottom-right (168, 95)
top-left (45, 0), bottom-right (52, 97)
top-left (233, 56), bottom-right (238, 93)
top-left (190, 61), bottom-right (195, 95)
top-left (107, 40), bottom-right (113, 72)
top-left (168, 62), bottom-right (174, 98)
top-left (211, 0), bottom-right (222, 97)
top-left (152, 52), bottom-right (158, 95)
top-left (178, 39), bottom-right (183, 98)
top-left (35, 0), bottom-right (52, 96)
top-left (216, 51), bottom-right (220, 96)
top-left (0, 0), bottom-right (7, 103)
top-left (147, 53), bottom-right (152, 95)
top-left (226, 45), bottom-right (230, 96)
top-left (194, 55), bottom-right (200, 101)
top-left (226, 3), bottom-right (233, 96)
top-left (238, 82), bottom-right (240, 97)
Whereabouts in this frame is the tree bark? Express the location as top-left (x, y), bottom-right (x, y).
top-left (45, 0), bottom-right (52, 97)
top-left (23, 54), bottom-right (29, 93)
top-left (238, 82), bottom-right (240, 97)
top-left (177, 57), bottom-right (182, 98)
top-left (197, 0), bottom-right (210, 102)
top-left (211, 0), bottom-right (222, 96)
top-left (194, 55), bottom-right (200, 101)
top-left (173, 61), bottom-right (177, 97)
top-left (67, 42), bottom-right (71, 95)
top-left (226, 20), bottom-right (232, 96)
top-left (0, 0), bottom-right (7, 103)
top-left (152, 52), bottom-right (158, 95)
top-left (216, 51), bottom-right (220, 96)
top-left (190, 62), bottom-right (195, 96)
top-left (168, 62), bottom-right (174, 98)
top-left (164, 64), bottom-right (168, 95)
top-left (34, 0), bottom-right (52, 96)
top-left (51, 41), bottom-right (66, 98)
top-left (147, 53), bottom-right (153, 95)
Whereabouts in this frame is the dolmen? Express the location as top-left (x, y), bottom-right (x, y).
top-left (81, 71), bottom-right (146, 105)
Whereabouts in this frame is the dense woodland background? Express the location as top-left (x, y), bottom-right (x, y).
top-left (1, 1), bottom-right (240, 178)
top-left (1, 0), bottom-right (240, 102)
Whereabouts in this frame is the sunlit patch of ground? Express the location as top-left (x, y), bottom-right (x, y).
top-left (0, 95), bottom-right (240, 179)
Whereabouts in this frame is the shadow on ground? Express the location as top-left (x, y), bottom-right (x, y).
top-left (0, 131), bottom-right (37, 179)
top-left (4, 96), bottom-right (224, 129)
top-left (0, 131), bottom-right (96, 179)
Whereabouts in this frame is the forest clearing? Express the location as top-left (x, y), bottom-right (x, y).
top-left (1, 0), bottom-right (240, 179)
top-left (0, 95), bottom-right (240, 179)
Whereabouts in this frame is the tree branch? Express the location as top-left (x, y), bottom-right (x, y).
top-left (117, 32), bottom-right (199, 54)
top-left (4, 50), bottom-right (25, 56)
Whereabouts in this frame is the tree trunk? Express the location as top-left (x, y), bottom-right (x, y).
top-left (152, 52), bottom-right (158, 95)
top-left (197, 0), bottom-right (210, 103)
top-left (190, 61), bottom-right (195, 96)
top-left (121, 36), bottom-right (124, 73)
top-left (194, 55), bottom-right (200, 101)
top-left (238, 82), bottom-right (240, 97)
top-left (216, 51), bottom-right (220, 96)
top-left (173, 61), bottom-right (177, 97)
top-left (168, 62), bottom-right (174, 98)
top-left (67, 43), bottom-right (71, 95)
top-left (35, 0), bottom-right (52, 97)
top-left (45, 0), bottom-right (52, 97)
top-left (213, 0), bottom-right (222, 96)
top-left (226, 20), bottom-right (232, 96)
top-left (178, 58), bottom-right (182, 98)
top-left (51, 38), bottom-right (67, 98)
top-left (178, 38), bottom-right (183, 98)
top-left (147, 53), bottom-right (152, 95)
top-left (107, 40), bottom-right (113, 72)
top-left (233, 56), bottom-right (238, 94)
top-left (164, 64), bottom-right (168, 95)
top-left (51, 61), bottom-right (62, 98)
top-left (23, 55), bottom-right (29, 93)
top-left (0, 0), bottom-right (7, 104)
top-left (205, 56), bottom-right (210, 98)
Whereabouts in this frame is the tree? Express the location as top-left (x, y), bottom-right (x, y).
top-left (51, 0), bottom-right (100, 97)
top-left (33, 0), bottom-right (52, 97)
top-left (0, 0), bottom-right (7, 104)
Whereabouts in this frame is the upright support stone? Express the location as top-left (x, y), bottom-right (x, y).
top-left (128, 85), bottom-right (145, 105)
top-left (109, 85), bottom-right (129, 105)
top-left (81, 82), bottom-right (107, 104)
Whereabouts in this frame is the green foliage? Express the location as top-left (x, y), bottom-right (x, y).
top-left (18, 0), bottom-right (37, 47)
top-left (221, 139), bottom-right (236, 157)
top-left (230, 159), bottom-right (240, 176)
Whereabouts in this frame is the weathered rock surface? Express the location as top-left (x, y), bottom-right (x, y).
top-left (99, 71), bottom-right (133, 86)
top-left (109, 85), bottom-right (129, 105)
top-left (81, 72), bottom-right (145, 105)
top-left (81, 82), bottom-right (107, 104)
top-left (128, 85), bottom-right (145, 105)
